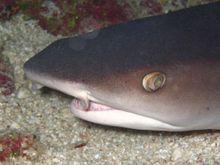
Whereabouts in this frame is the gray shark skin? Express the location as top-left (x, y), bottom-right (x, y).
top-left (24, 2), bottom-right (220, 131)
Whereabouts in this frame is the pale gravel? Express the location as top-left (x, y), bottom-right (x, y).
top-left (0, 12), bottom-right (220, 165)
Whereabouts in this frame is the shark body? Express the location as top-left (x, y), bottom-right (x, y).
top-left (24, 2), bottom-right (220, 131)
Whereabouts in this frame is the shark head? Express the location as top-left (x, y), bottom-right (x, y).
top-left (24, 2), bottom-right (220, 131)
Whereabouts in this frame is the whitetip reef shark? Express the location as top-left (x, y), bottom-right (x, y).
top-left (24, 2), bottom-right (220, 131)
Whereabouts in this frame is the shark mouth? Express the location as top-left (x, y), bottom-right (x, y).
top-left (70, 98), bottom-right (183, 131)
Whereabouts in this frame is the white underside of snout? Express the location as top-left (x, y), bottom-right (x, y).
top-left (71, 99), bottom-right (185, 131)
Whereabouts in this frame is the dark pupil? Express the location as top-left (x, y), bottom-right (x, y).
top-left (154, 76), bottom-right (162, 89)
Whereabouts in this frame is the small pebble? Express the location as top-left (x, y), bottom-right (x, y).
top-left (16, 87), bottom-right (31, 99)
top-left (173, 148), bottom-right (182, 160)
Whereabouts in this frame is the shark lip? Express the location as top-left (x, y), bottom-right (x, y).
top-left (71, 98), bottom-right (116, 112)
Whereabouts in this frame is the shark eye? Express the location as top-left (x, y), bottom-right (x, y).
top-left (142, 72), bottom-right (166, 92)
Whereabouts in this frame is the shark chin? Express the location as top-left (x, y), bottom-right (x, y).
top-left (70, 98), bottom-right (184, 131)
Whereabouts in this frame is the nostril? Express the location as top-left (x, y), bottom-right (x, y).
top-left (71, 98), bottom-right (90, 111)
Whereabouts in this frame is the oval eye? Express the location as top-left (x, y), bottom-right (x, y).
top-left (142, 72), bottom-right (166, 92)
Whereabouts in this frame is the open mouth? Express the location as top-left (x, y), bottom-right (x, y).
top-left (70, 97), bottom-right (144, 129)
